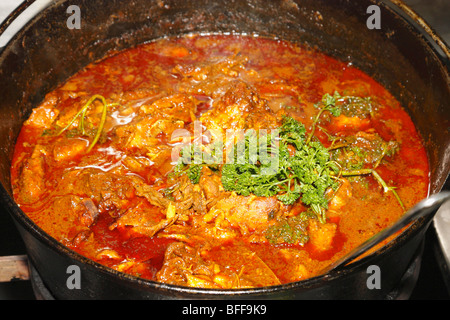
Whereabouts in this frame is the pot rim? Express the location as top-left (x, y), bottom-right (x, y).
top-left (1, 0), bottom-right (449, 296)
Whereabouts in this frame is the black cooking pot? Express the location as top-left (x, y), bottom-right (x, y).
top-left (0, 0), bottom-right (448, 299)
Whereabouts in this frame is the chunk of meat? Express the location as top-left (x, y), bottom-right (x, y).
top-left (86, 171), bottom-right (135, 211)
top-left (53, 138), bottom-right (88, 163)
top-left (156, 242), bottom-right (281, 288)
top-left (171, 167), bottom-right (228, 215)
top-left (327, 178), bottom-right (352, 217)
top-left (79, 198), bottom-right (99, 227)
top-left (307, 219), bottom-right (337, 252)
top-left (15, 146), bottom-right (47, 204)
top-left (53, 168), bottom-right (136, 216)
top-left (174, 54), bottom-right (248, 87)
top-left (139, 93), bottom-right (196, 123)
top-left (332, 114), bottom-right (370, 131)
top-left (207, 193), bottom-right (280, 233)
top-left (198, 167), bottom-right (226, 209)
top-left (131, 176), bottom-right (171, 208)
top-left (202, 244), bottom-right (281, 287)
top-left (170, 176), bottom-right (207, 215)
top-left (131, 176), bottom-right (196, 217)
top-left (132, 167), bottom-right (227, 218)
top-left (26, 195), bottom-right (99, 245)
top-left (109, 201), bottom-right (174, 238)
top-left (207, 245), bottom-right (281, 288)
top-left (113, 93), bottom-right (197, 154)
top-left (24, 103), bottom-right (59, 129)
top-left (199, 81), bottom-right (279, 133)
top-left (156, 242), bottom-right (218, 287)
top-left (114, 113), bottom-right (185, 151)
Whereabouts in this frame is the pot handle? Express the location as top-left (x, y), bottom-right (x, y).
top-left (0, 0), bottom-right (39, 55)
top-left (389, 0), bottom-right (450, 68)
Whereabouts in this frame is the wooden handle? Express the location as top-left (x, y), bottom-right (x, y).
top-left (0, 255), bottom-right (30, 282)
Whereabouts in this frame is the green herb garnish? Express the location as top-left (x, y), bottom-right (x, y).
top-left (174, 141), bottom-right (222, 184)
top-left (221, 116), bottom-right (340, 223)
top-left (307, 91), bottom-right (343, 143)
top-left (57, 94), bottom-right (119, 152)
top-left (175, 92), bottom-right (405, 225)
top-left (265, 211), bottom-right (312, 245)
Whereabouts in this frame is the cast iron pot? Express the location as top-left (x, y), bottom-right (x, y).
top-left (0, 0), bottom-right (448, 299)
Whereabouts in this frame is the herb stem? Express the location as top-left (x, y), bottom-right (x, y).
top-left (87, 97), bottom-right (108, 152)
top-left (341, 169), bottom-right (373, 176)
top-left (341, 168), bottom-right (405, 212)
top-left (57, 94), bottom-right (117, 152)
top-left (306, 109), bottom-right (325, 144)
top-left (371, 170), bottom-right (405, 212)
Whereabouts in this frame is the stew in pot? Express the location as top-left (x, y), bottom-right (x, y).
top-left (11, 34), bottom-right (429, 288)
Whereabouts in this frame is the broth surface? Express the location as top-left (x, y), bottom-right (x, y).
top-left (11, 34), bottom-right (429, 288)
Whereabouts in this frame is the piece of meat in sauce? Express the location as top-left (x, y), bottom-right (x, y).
top-left (18, 167), bottom-right (134, 244)
top-left (24, 194), bottom-right (99, 246)
top-left (156, 242), bottom-right (281, 288)
top-left (113, 93), bottom-right (196, 151)
top-left (175, 53), bottom-right (249, 98)
top-left (199, 81), bottom-right (280, 133)
top-left (132, 166), bottom-right (226, 216)
top-left (203, 193), bottom-right (281, 236)
top-left (24, 97), bottom-right (60, 129)
top-left (14, 145), bottom-right (47, 205)
top-left (307, 219), bottom-right (338, 252)
top-left (109, 200), bottom-right (172, 238)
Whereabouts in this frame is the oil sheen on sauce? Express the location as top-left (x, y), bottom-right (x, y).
top-left (10, 34), bottom-right (429, 287)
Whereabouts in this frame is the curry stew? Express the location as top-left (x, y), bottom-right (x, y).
top-left (11, 35), bottom-right (429, 288)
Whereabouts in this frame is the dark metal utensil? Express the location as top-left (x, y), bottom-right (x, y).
top-left (321, 191), bottom-right (450, 275)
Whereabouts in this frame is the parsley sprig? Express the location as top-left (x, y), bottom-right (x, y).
top-left (221, 116), bottom-right (340, 223)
